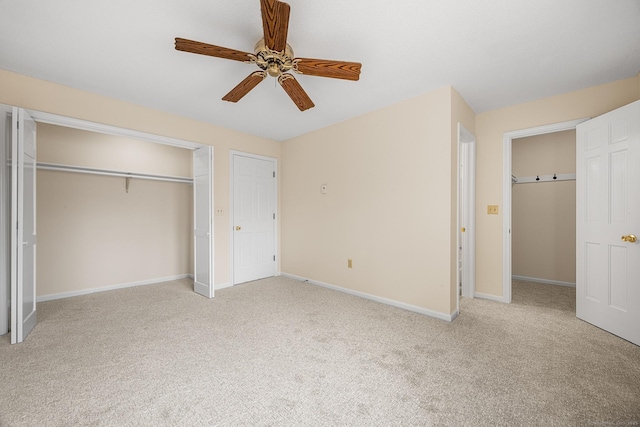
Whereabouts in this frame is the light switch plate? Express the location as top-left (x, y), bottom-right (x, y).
top-left (487, 205), bottom-right (499, 215)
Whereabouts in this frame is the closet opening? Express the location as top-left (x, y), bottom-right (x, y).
top-left (511, 130), bottom-right (576, 310)
top-left (502, 118), bottom-right (588, 304)
top-left (1, 107), bottom-right (212, 341)
top-left (35, 122), bottom-right (195, 302)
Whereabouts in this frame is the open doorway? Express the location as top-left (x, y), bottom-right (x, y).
top-left (511, 130), bottom-right (577, 309)
top-left (503, 102), bottom-right (640, 347)
top-left (502, 119), bottom-right (587, 303)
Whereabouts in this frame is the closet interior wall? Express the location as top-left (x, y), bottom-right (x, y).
top-left (36, 123), bottom-right (194, 299)
top-left (512, 130), bottom-right (577, 286)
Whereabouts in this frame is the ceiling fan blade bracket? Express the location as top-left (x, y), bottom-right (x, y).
top-left (246, 53), bottom-right (258, 65)
top-left (291, 58), bottom-right (302, 74)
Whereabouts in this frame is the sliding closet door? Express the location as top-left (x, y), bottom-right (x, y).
top-left (193, 146), bottom-right (213, 298)
top-left (11, 108), bottom-right (37, 344)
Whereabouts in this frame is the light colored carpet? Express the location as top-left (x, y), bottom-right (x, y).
top-left (1, 277), bottom-right (638, 426)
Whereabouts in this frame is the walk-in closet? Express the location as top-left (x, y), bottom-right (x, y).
top-left (512, 130), bottom-right (576, 291)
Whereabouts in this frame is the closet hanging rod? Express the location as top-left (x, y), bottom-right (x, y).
top-left (512, 173), bottom-right (576, 184)
top-left (37, 162), bottom-right (193, 184)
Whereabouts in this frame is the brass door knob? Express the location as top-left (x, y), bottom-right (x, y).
top-left (621, 234), bottom-right (637, 243)
top-left (235, 226), bottom-right (241, 231)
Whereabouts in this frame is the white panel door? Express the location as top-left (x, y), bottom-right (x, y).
top-left (193, 146), bottom-right (213, 298)
top-left (11, 108), bottom-right (37, 344)
top-left (233, 154), bottom-right (276, 285)
top-left (576, 100), bottom-right (640, 346)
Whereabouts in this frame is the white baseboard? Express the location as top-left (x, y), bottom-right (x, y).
top-left (512, 275), bottom-right (576, 288)
top-left (280, 273), bottom-right (456, 322)
top-left (474, 292), bottom-right (507, 303)
top-left (37, 274), bottom-right (193, 302)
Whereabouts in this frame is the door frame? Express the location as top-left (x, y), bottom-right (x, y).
top-left (229, 150), bottom-right (278, 286)
top-left (502, 118), bottom-right (588, 303)
top-left (456, 123), bottom-right (477, 312)
top-left (28, 111), bottom-right (203, 150)
top-left (0, 106), bottom-right (11, 335)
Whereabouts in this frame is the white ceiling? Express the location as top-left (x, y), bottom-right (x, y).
top-left (1, 0), bottom-right (639, 141)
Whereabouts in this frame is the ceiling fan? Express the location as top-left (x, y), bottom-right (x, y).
top-left (175, 0), bottom-right (362, 111)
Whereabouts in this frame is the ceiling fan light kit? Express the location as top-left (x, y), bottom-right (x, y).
top-left (175, 0), bottom-right (361, 111)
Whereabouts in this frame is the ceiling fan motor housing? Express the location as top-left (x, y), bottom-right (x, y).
top-left (254, 38), bottom-right (294, 78)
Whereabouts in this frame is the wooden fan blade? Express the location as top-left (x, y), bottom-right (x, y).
top-left (175, 38), bottom-right (253, 62)
top-left (278, 74), bottom-right (314, 111)
top-left (222, 71), bottom-right (267, 103)
top-left (294, 58), bottom-right (362, 81)
top-left (260, 0), bottom-right (290, 52)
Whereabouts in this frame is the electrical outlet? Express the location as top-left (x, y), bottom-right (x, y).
top-left (487, 205), bottom-right (499, 215)
top-left (348, 259), bottom-right (353, 268)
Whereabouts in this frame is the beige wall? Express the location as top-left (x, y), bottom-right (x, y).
top-left (475, 75), bottom-right (640, 297)
top-left (512, 130), bottom-right (576, 284)
top-left (0, 69), bottom-right (282, 289)
top-left (37, 122), bottom-right (193, 176)
top-left (281, 86), bottom-right (473, 317)
top-left (4, 67), bottom-right (638, 311)
top-left (36, 124), bottom-right (193, 297)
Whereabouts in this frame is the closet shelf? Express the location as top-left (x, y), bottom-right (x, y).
top-left (512, 173), bottom-right (575, 184)
top-left (37, 162), bottom-right (193, 184)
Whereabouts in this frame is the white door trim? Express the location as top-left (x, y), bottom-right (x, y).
top-left (0, 106), bottom-right (11, 335)
top-left (26, 110), bottom-right (202, 150)
top-left (502, 118), bottom-right (589, 303)
top-left (457, 123), bottom-right (476, 312)
top-left (229, 150), bottom-right (278, 286)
